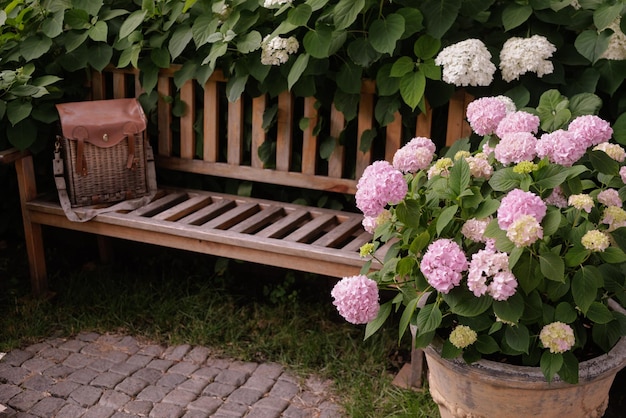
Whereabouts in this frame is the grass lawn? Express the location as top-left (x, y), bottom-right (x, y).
top-left (0, 230), bottom-right (439, 417)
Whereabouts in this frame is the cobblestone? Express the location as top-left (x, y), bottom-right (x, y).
top-left (0, 333), bottom-right (343, 417)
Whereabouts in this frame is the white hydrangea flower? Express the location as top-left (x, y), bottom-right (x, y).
top-left (263, 0), bottom-right (293, 7)
top-left (601, 18), bottom-right (626, 60)
top-left (434, 39), bottom-right (496, 87)
top-left (499, 35), bottom-right (557, 82)
top-left (261, 35), bottom-right (299, 66)
top-left (570, 0), bottom-right (581, 9)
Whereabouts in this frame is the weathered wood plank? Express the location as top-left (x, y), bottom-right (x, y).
top-left (228, 206), bottom-right (284, 234)
top-left (283, 214), bottom-right (336, 243)
top-left (312, 217), bottom-right (363, 248)
top-left (152, 195), bottom-right (212, 222)
top-left (276, 91), bottom-right (293, 172)
top-left (180, 79), bottom-right (196, 160)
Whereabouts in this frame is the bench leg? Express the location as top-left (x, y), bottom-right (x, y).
top-left (15, 156), bottom-right (48, 296)
top-left (392, 328), bottom-right (426, 390)
top-left (97, 236), bottom-right (114, 263)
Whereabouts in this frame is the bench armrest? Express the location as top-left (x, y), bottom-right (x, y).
top-left (0, 147), bottom-right (30, 164)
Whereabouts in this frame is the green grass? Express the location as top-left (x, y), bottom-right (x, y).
top-left (0, 233), bottom-right (438, 417)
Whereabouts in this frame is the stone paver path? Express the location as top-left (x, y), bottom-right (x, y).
top-left (0, 332), bottom-right (344, 417)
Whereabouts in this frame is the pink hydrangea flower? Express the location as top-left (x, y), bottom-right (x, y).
top-left (392, 137), bottom-right (437, 173)
top-left (540, 322), bottom-right (575, 353)
top-left (461, 217), bottom-right (491, 242)
top-left (420, 239), bottom-right (468, 294)
top-left (568, 194), bottom-right (594, 213)
top-left (495, 111), bottom-right (540, 138)
top-left (466, 97), bottom-right (509, 136)
top-left (361, 210), bottom-right (391, 234)
top-left (356, 161), bottom-right (408, 217)
top-left (489, 271), bottom-right (518, 301)
top-left (568, 115), bottom-right (613, 147)
top-left (506, 214), bottom-right (543, 247)
top-left (331, 275), bottom-right (380, 324)
top-left (466, 153), bottom-right (493, 179)
top-left (545, 186), bottom-right (568, 208)
top-left (598, 189), bottom-right (622, 207)
top-left (536, 129), bottom-right (587, 166)
top-left (497, 189), bottom-right (547, 230)
top-left (620, 166), bottom-right (626, 184)
top-left (494, 132), bottom-right (538, 165)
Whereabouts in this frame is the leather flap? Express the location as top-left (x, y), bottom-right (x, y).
top-left (56, 98), bottom-right (147, 148)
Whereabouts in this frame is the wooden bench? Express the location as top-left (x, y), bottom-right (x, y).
top-left (2, 65), bottom-right (471, 297)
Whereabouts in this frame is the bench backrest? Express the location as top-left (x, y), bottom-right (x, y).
top-left (91, 66), bottom-right (472, 195)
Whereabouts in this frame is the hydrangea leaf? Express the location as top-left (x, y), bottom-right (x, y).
top-left (574, 29), bottom-right (611, 64)
top-left (420, 0), bottom-right (461, 39)
top-left (364, 301), bottom-right (392, 340)
top-left (539, 251), bottom-right (565, 282)
top-left (475, 334), bottom-right (500, 355)
top-left (287, 4), bottom-right (313, 26)
top-left (572, 266), bottom-right (602, 314)
top-left (555, 302), bottom-right (578, 324)
top-left (303, 24), bottom-right (333, 58)
top-left (399, 70), bottom-right (425, 111)
top-left (540, 351), bottom-right (563, 383)
top-left (587, 302), bottom-right (614, 325)
top-left (493, 292), bottom-right (524, 324)
top-left (416, 303), bottom-right (442, 334)
top-left (369, 14), bottom-right (405, 55)
top-left (333, 0), bottom-right (364, 31)
top-left (443, 288), bottom-right (492, 317)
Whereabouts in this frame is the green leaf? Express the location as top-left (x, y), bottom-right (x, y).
top-left (554, 302), bottom-right (578, 323)
top-left (119, 10), bottom-right (147, 40)
top-left (610, 227), bottom-right (626, 253)
top-left (364, 301), bottom-right (392, 339)
top-left (288, 53), bottom-right (310, 91)
top-left (399, 297), bottom-right (420, 341)
top-left (72, 0), bottom-right (103, 16)
top-left (436, 205), bottom-right (458, 236)
top-left (568, 93), bottom-right (602, 118)
top-left (320, 136), bottom-right (336, 160)
top-left (539, 251), bottom-right (565, 282)
top-left (288, 4), bottom-right (312, 26)
top-left (502, 3), bottom-right (532, 31)
top-left (475, 335), bottom-right (500, 354)
top-left (587, 302), bottom-right (614, 324)
top-left (20, 36), bottom-right (52, 61)
top-left (390, 57), bottom-right (415, 78)
top-left (64, 30), bottom-right (89, 53)
top-left (574, 29), bottom-right (611, 64)
top-left (151, 48), bottom-right (171, 69)
top-left (413, 35), bottom-right (440, 59)
top-left (65, 8), bottom-right (90, 29)
top-left (375, 65), bottom-right (400, 96)
top-left (612, 112), bottom-right (626, 146)
top-left (201, 42), bottom-right (228, 69)
top-left (169, 25), bottom-right (193, 61)
top-left (541, 207), bottom-right (562, 238)
top-left (333, 0), bottom-right (364, 30)
top-left (540, 352), bottom-right (563, 383)
top-left (449, 157), bottom-right (470, 198)
top-left (303, 24), bottom-right (333, 58)
top-left (473, 199), bottom-right (500, 219)
top-left (42, 11), bottom-right (64, 38)
top-left (493, 292), bottom-right (524, 324)
top-left (443, 288), bottom-right (492, 317)
top-left (359, 129), bottom-right (377, 153)
top-left (416, 303), bottom-right (442, 334)
top-left (600, 247), bottom-right (626, 264)
top-left (488, 167), bottom-right (523, 191)
top-left (589, 150), bottom-right (619, 175)
top-left (572, 266), bottom-right (602, 314)
top-left (505, 324), bottom-right (530, 354)
top-left (236, 31), bottom-right (261, 54)
top-left (7, 120), bottom-right (37, 150)
top-left (336, 62), bottom-right (362, 94)
top-left (192, 14), bottom-right (220, 48)
top-left (593, 3), bottom-right (623, 30)
top-left (399, 70), bottom-right (425, 111)
top-left (420, 0), bottom-right (462, 39)
top-left (396, 7), bottom-right (424, 39)
top-left (6, 100), bottom-right (32, 126)
top-left (596, 59), bottom-right (626, 96)
top-left (558, 352), bottom-right (579, 384)
top-left (88, 20), bottom-right (108, 42)
top-left (226, 74), bottom-right (249, 103)
top-left (347, 38), bottom-right (382, 67)
top-left (88, 43), bottom-right (113, 72)
top-left (369, 14), bottom-right (405, 55)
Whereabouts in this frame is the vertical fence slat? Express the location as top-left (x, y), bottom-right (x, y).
top-left (415, 100), bottom-right (433, 139)
top-left (355, 90), bottom-right (374, 179)
top-left (328, 105), bottom-right (345, 179)
top-left (227, 98), bottom-right (244, 165)
top-left (276, 91), bottom-right (293, 172)
top-left (385, 112), bottom-right (403, 162)
top-left (112, 72), bottom-right (126, 99)
top-left (251, 95), bottom-right (267, 168)
top-left (302, 97), bottom-right (318, 175)
top-left (157, 73), bottom-right (173, 157)
top-left (180, 80), bottom-right (196, 160)
top-left (446, 90), bottom-right (472, 147)
top-left (204, 79), bottom-right (220, 163)
top-left (91, 71), bottom-right (105, 100)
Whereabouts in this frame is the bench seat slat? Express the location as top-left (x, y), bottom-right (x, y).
top-left (283, 214), bottom-right (336, 243)
top-left (312, 217), bottom-right (363, 248)
top-left (229, 206), bottom-right (284, 234)
top-left (129, 192), bottom-right (188, 217)
top-left (201, 202), bottom-right (259, 229)
top-left (178, 199), bottom-right (236, 225)
top-left (341, 230), bottom-right (373, 252)
top-left (152, 195), bottom-right (213, 221)
top-left (254, 209), bottom-right (310, 239)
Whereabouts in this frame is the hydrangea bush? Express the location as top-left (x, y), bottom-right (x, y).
top-left (331, 90), bottom-right (626, 383)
